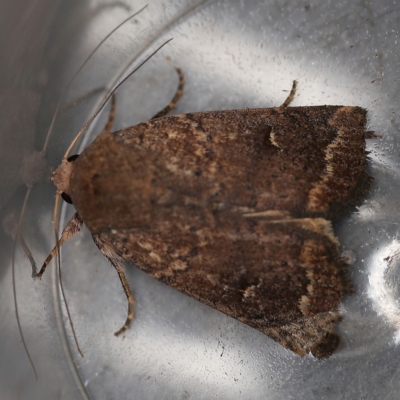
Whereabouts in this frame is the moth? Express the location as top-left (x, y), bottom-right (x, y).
top-left (38, 66), bottom-right (374, 359)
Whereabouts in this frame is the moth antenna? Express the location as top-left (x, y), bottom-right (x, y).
top-left (41, 4), bottom-right (149, 154)
top-left (42, 5), bottom-right (148, 355)
top-left (11, 3), bottom-right (155, 379)
top-left (63, 37), bottom-right (173, 161)
top-left (42, 4), bottom-right (173, 364)
top-left (60, 86), bottom-right (107, 114)
top-left (45, 5), bottom-right (151, 267)
top-left (53, 192), bottom-right (61, 271)
top-left (11, 185), bottom-right (38, 380)
top-left (57, 239), bottom-right (84, 358)
top-left (54, 211), bottom-right (84, 357)
top-left (38, 211), bottom-right (84, 356)
top-left (12, 5), bottom-right (147, 264)
top-left (281, 80), bottom-right (298, 107)
top-left (39, 5), bottom-right (159, 364)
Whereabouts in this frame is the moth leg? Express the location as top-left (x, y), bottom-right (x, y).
top-left (91, 233), bottom-right (135, 336)
top-left (103, 94), bottom-right (116, 133)
top-left (151, 67), bottom-right (185, 119)
top-left (37, 212), bottom-right (83, 278)
top-left (281, 80), bottom-right (297, 107)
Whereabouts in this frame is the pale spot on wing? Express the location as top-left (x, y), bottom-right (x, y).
top-left (167, 130), bottom-right (179, 139)
top-left (242, 285), bottom-right (257, 298)
top-left (169, 260), bottom-right (188, 271)
top-left (137, 240), bottom-right (153, 251)
top-left (206, 274), bottom-right (219, 285)
top-left (269, 128), bottom-right (280, 148)
top-left (149, 251), bottom-right (161, 262)
top-left (242, 210), bottom-right (291, 219)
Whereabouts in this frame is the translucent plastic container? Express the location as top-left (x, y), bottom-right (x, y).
top-left (1, 0), bottom-right (399, 399)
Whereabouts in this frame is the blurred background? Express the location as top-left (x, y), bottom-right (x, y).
top-left (1, 0), bottom-right (400, 399)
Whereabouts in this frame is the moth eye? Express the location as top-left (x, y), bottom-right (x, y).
top-left (67, 154), bottom-right (79, 162)
top-left (61, 192), bottom-right (73, 204)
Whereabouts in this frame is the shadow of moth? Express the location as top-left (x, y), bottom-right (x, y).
top-left (39, 65), bottom-right (375, 359)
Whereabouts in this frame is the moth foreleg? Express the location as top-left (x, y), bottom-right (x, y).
top-left (281, 80), bottom-right (297, 107)
top-left (151, 67), bottom-right (185, 119)
top-left (37, 212), bottom-right (83, 278)
top-left (91, 233), bottom-right (135, 336)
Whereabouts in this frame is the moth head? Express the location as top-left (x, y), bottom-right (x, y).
top-left (52, 154), bottom-right (79, 204)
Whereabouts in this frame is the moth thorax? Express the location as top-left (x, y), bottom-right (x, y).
top-left (52, 158), bottom-right (74, 196)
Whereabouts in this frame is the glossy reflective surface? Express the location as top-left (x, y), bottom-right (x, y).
top-left (1, 1), bottom-right (400, 399)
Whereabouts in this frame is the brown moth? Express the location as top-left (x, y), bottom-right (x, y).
top-left (38, 69), bottom-right (374, 359)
